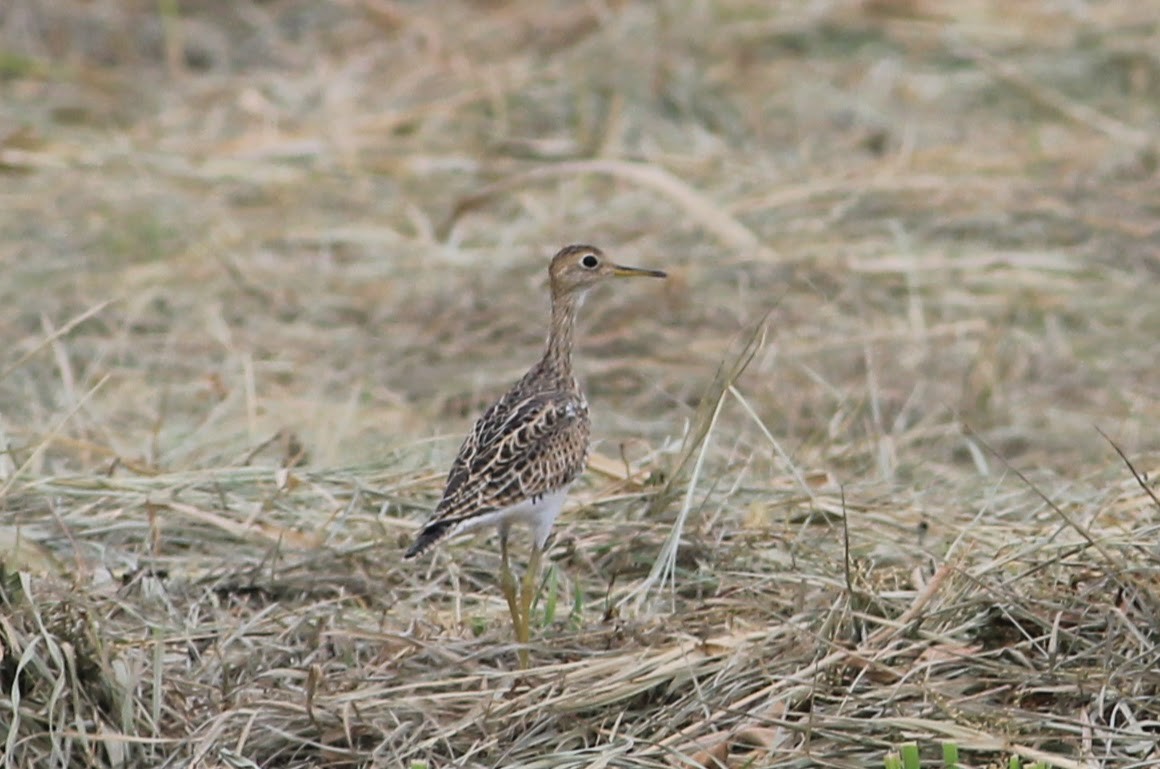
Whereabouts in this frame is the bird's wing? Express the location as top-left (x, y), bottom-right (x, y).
top-left (430, 389), bottom-right (589, 529)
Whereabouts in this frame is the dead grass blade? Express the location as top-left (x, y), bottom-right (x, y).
top-left (1097, 426), bottom-right (1160, 514)
top-left (438, 159), bottom-right (768, 255)
top-left (0, 374), bottom-right (110, 498)
top-left (620, 314), bottom-right (767, 615)
top-left (962, 422), bottom-right (1121, 568)
top-left (0, 300), bottom-right (112, 385)
top-left (955, 43), bottom-right (1156, 152)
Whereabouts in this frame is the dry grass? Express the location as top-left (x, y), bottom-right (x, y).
top-left (2, 1), bottom-right (1159, 767)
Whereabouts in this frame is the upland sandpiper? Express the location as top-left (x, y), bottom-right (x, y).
top-left (404, 245), bottom-right (666, 663)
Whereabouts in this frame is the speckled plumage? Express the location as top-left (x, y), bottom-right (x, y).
top-left (404, 245), bottom-right (665, 560)
top-left (403, 381), bottom-right (590, 558)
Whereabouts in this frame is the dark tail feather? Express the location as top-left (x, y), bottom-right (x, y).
top-left (404, 520), bottom-right (452, 559)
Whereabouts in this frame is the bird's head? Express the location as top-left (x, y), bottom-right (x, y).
top-left (548, 244), bottom-right (667, 298)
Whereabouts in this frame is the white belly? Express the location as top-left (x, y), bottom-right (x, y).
top-left (447, 486), bottom-right (570, 549)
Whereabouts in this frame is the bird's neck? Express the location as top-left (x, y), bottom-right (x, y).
top-left (540, 289), bottom-right (583, 385)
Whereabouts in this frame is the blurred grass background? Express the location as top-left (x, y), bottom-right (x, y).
top-left (1, 1), bottom-right (1158, 767)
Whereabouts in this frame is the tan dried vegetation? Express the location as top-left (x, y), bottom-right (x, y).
top-left (1, 1), bottom-right (1158, 767)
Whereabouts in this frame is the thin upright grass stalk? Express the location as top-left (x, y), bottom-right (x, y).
top-left (151, 625), bottom-right (163, 760)
top-left (622, 317), bottom-right (766, 615)
top-left (542, 565), bottom-right (558, 626)
top-left (0, 300), bottom-right (112, 385)
top-left (645, 314), bottom-right (770, 521)
top-left (157, 0), bottom-right (185, 80)
top-left (727, 384), bottom-right (813, 499)
top-left (1097, 426), bottom-right (1160, 512)
top-left (0, 374), bottom-right (110, 498)
top-left (41, 313), bottom-right (79, 416)
top-left (5, 580), bottom-right (37, 766)
top-left (962, 422), bottom-right (1121, 569)
top-left (630, 386), bottom-right (725, 615)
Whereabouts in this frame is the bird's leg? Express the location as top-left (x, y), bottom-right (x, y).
top-left (516, 544), bottom-right (543, 656)
top-left (499, 527), bottom-right (522, 644)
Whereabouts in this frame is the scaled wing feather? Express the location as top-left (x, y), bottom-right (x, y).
top-left (432, 390), bottom-right (589, 530)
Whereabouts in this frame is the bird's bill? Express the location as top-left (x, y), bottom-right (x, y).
top-left (611, 264), bottom-right (668, 279)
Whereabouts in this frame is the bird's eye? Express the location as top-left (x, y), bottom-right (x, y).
top-left (581, 254), bottom-right (599, 269)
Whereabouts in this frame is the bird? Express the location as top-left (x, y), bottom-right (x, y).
top-left (404, 244), bottom-right (666, 664)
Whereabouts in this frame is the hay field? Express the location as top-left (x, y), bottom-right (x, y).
top-left (1, 1), bottom-right (1158, 767)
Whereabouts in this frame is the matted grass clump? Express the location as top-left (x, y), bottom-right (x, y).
top-left (2, 1), bottom-right (1158, 767)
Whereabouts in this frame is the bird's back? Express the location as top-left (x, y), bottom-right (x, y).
top-left (404, 371), bottom-right (590, 558)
